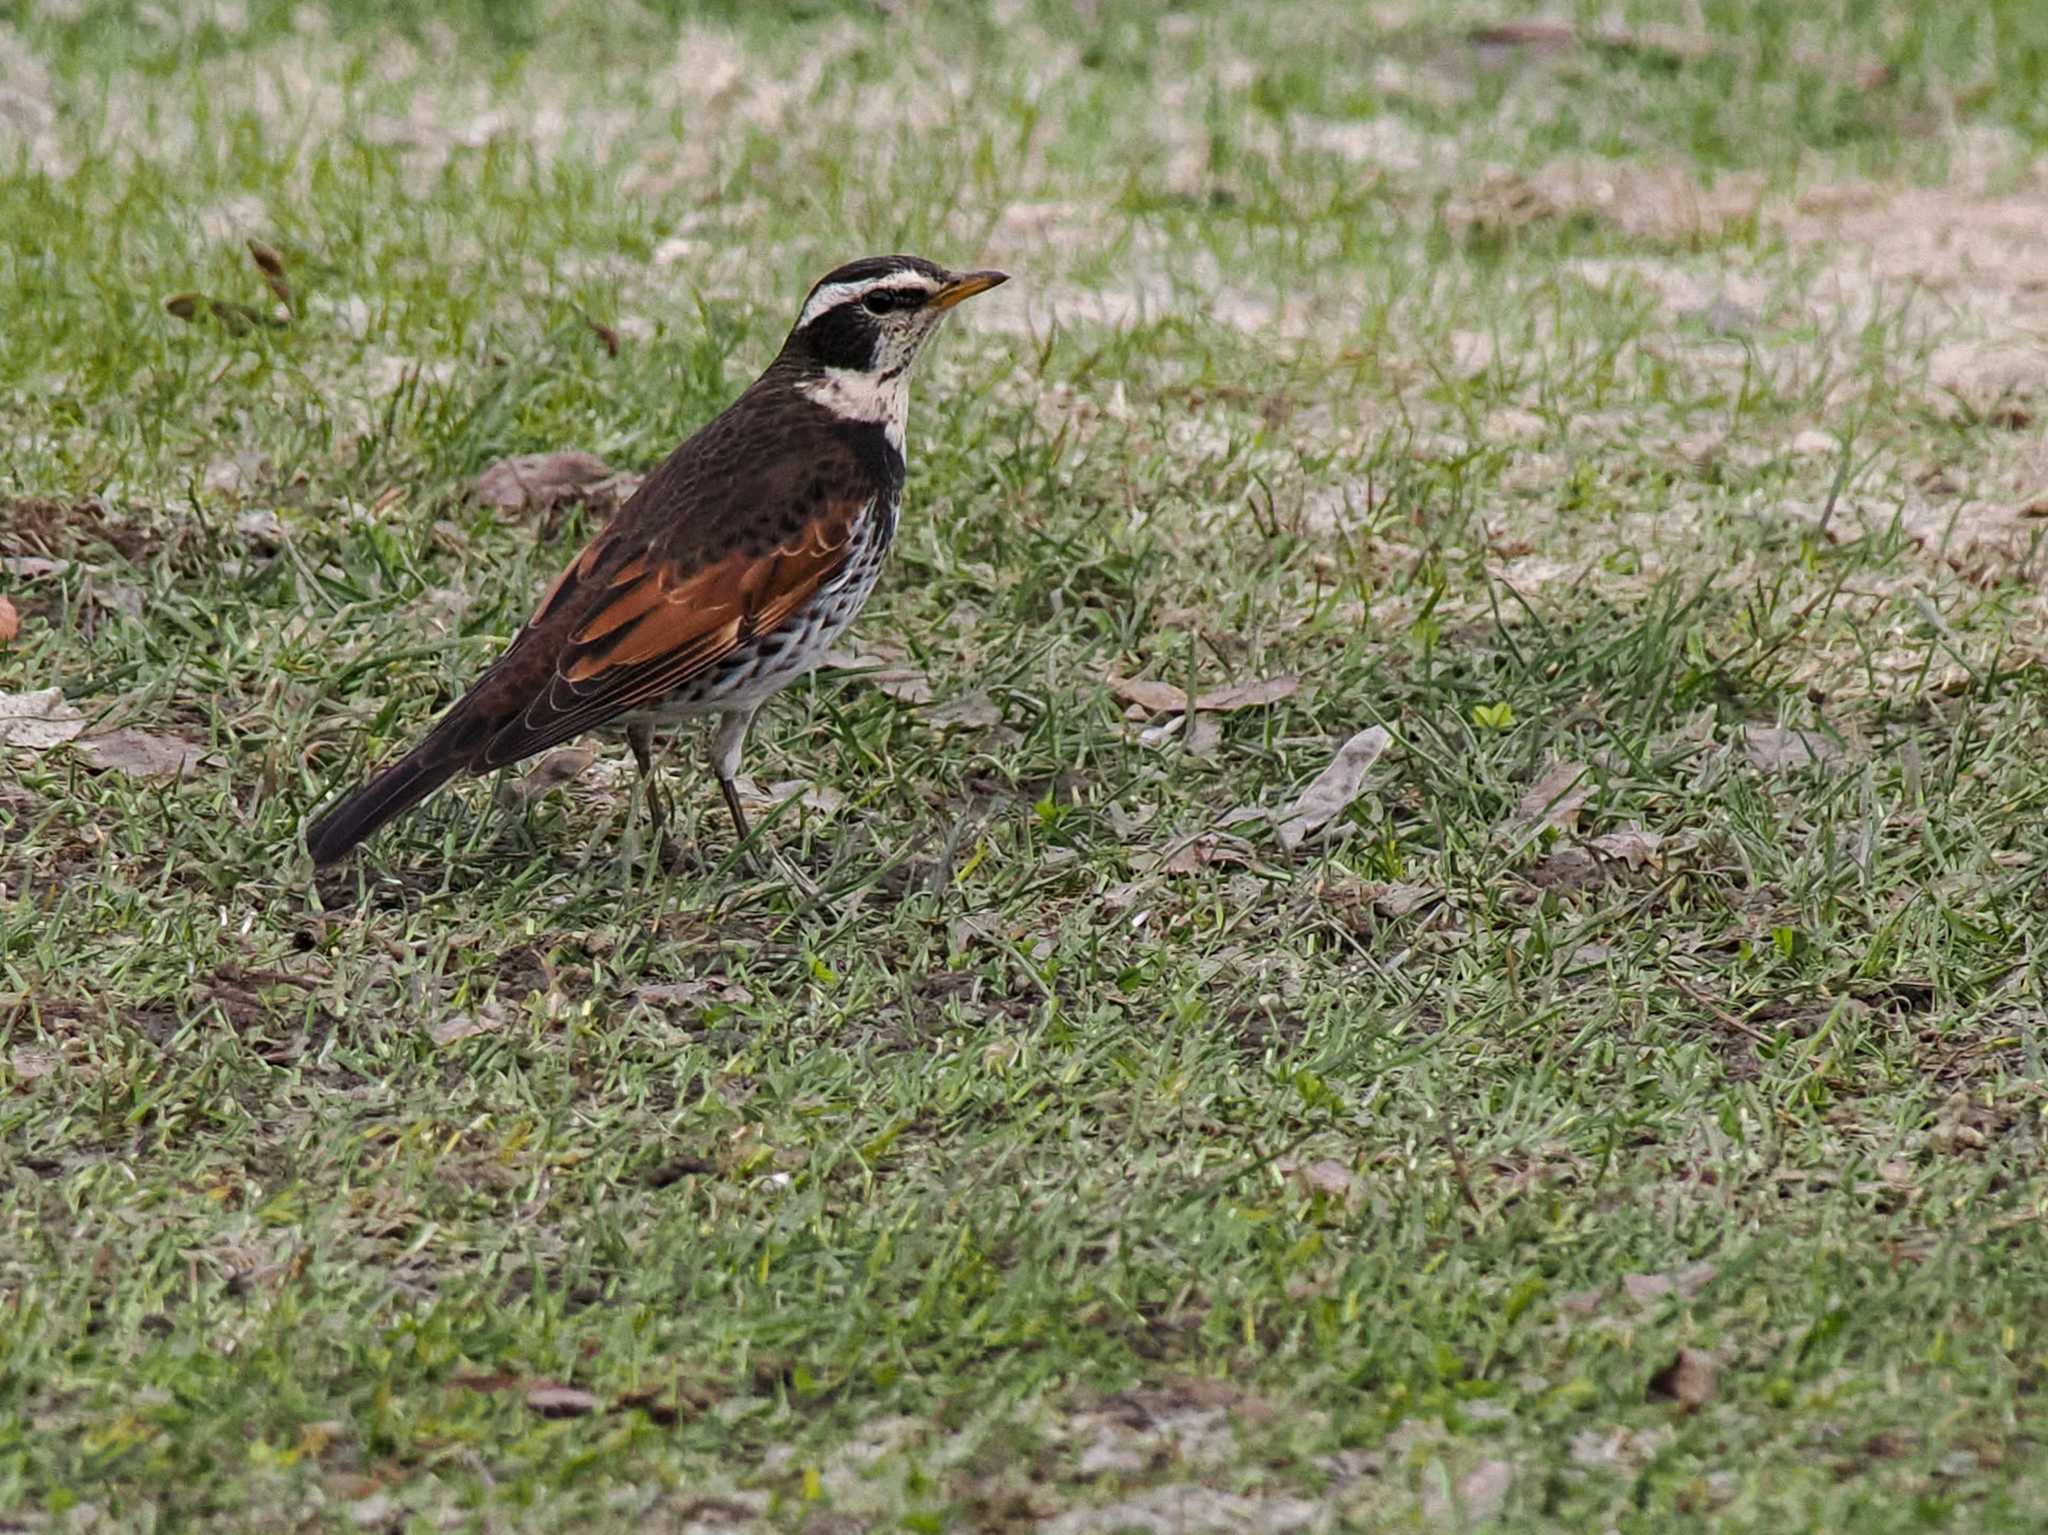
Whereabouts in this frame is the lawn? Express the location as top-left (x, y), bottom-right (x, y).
top-left (4, 0), bottom-right (2048, 1529)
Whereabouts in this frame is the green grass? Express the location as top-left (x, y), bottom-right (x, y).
top-left (5, 0), bottom-right (2048, 1529)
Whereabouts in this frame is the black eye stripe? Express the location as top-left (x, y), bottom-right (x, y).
top-left (860, 286), bottom-right (925, 315)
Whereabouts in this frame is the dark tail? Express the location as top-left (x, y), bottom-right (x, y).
top-left (305, 725), bottom-right (474, 866)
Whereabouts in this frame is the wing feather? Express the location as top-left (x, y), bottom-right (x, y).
top-left (473, 498), bottom-right (867, 769)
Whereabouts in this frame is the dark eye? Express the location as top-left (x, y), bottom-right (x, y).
top-left (861, 291), bottom-right (898, 315)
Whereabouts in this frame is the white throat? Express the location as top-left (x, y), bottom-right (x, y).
top-left (798, 366), bottom-right (911, 452)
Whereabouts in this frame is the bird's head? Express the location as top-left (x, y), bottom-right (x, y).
top-left (782, 255), bottom-right (1008, 381)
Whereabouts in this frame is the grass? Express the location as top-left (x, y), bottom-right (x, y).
top-left (4, 0), bottom-right (2048, 1529)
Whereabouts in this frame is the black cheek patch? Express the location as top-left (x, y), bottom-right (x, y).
top-left (799, 308), bottom-right (878, 371)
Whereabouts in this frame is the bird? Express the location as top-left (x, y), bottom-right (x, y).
top-left (305, 254), bottom-right (1008, 871)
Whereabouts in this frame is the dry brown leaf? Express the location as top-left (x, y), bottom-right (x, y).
top-left (475, 451), bottom-right (619, 514)
top-left (11, 1046), bottom-right (58, 1081)
top-left (524, 1382), bottom-right (602, 1418)
top-left (1472, 19), bottom-right (1733, 67)
top-left (1150, 833), bottom-right (1251, 875)
top-left (928, 690), bottom-right (1002, 730)
top-left (753, 779), bottom-right (846, 815)
top-left (1647, 1348), bottom-right (1718, 1409)
top-left (72, 729), bottom-right (216, 780)
top-left (818, 650), bottom-right (942, 706)
top-left (1183, 712), bottom-right (1224, 760)
top-left (204, 451), bottom-right (271, 499)
top-left (1275, 726), bottom-right (1393, 852)
top-left (1739, 725), bottom-right (1847, 772)
top-left (1194, 675), bottom-right (1301, 712)
top-left (524, 746), bottom-right (598, 796)
top-left (1356, 880), bottom-right (1437, 918)
top-left (1621, 1261), bottom-right (1717, 1304)
top-left (1422, 1457), bottom-right (1516, 1525)
top-left (1497, 759), bottom-right (1594, 845)
top-left (1106, 672), bottom-right (1301, 717)
top-left (1, 557), bottom-right (70, 578)
top-left (235, 509), bottom-right (286, 551)
top-left (634, 977), bottom-right (753, 1010)
top-left (0, 688), bottom-right (86, 750)
top-left (1135, 713), bottom-right (1185, 750)
top-left (1105, 674), bottom-right (1189, 716)
top-left (1557, 1285), bottom-right (1607, 1316)
top-left (451, 1372), bottom-right (522, 1394)
top-left (428, 1012), bottom-right (499, 1047)
top-left (1589, 828), bottom-right (1664, 868)
top-left (868, 668), bottom-right (936, 705)
top-left (1282, 1158), bottom-right (1364, 1206)
top-left (0, 595), bottom-right (16, 646)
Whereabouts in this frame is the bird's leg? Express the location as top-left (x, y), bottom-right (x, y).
top-left (711, 706), bottom-right (819, 897)
top-left (626, 720), bottom-right (680, 869)
top-left (709, 706), bottom-right (768, 878)
top-left (626, 721), bottom-right (662, 825)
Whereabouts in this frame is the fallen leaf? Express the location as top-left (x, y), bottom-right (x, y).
top-left (429, 1012), bottom-right (498, 1047)
top-left (753, 779), bottom-right (846, 815)
top-left (1104, 672), bottom-right (1301, 717)
top-left (1149, 833), bottom-right (1252, 874)
top-left (1588, 828), bottom-right (1663, 868)
top-left (1, 556), bottom-right (71, 577)
top-left (1274, 726), bottom-right (1393, 852)
top-left (475, 451), bottom-right (620, 514)
top-left (1528, 846), bottom-right (1602, 894)
top-left (1422, 1458), bottom-right (1516, 1525)
top-left (1193, 675), bottom-right (1300, 712)
top-left (1100, 881), bottom-right (1145, 913)
top-left (0, 688), bottom-right (86, 750)
top-left (1136, 713), bottom-right (1185, 749)
top-left (1105, 674), bottom-right (1189, 716)
top-left (10, 1046), bottom-right (58, 1081)
top-left (524, 1382), bottom-right (602, 1418)
top-left (1557, 1285), bottom-right (1607, 1316)
top-left (1621, 1261), bottom-right (1717, 1304)
top-left (1739, 725), bottom-right (1846, 772)
top-left (1183, 712), bottom-right (1224, 759)
top-left (234, 511), bottom-right (286, 553)
top-left (204, 451), bottom-right (271, 498)
top-left (1570, 1424), bottom-right (1673, 1469)
top-left (1282, 1158), bottom-right (1364, 1205)
top-left (856, 665), bottom-right (936, 706)
top-left (451, 1372), bottom-right (522, 1393)
top-left (1356, 880), bottom-right (1437, 917)
top-left (634, 980), bottom-right (715, 1007)
top-left (821, 650), bottom-right (945, 706)
top-left (72, 729), bottom-right (215, 780)
top-left (345, 1492), bottom-right (400, 1527)
top-left (1497, 759), bottom-right (1593, 845)
top-left (1470, 19), bottom-right (1714, 65)
top-left (523, 746), bottom-right (598, 797)
top-left (634, 977), bottom-right (753, 1010)
top-left (0, 596), bottom-right (16, 645)
top-left (928, 690), bottom-right (1002, 729)
top-left (1647, 1348), bottom-right (1718, 1409)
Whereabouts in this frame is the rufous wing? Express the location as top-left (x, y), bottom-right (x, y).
top-left (471, 499), bottom-right (866, 769)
